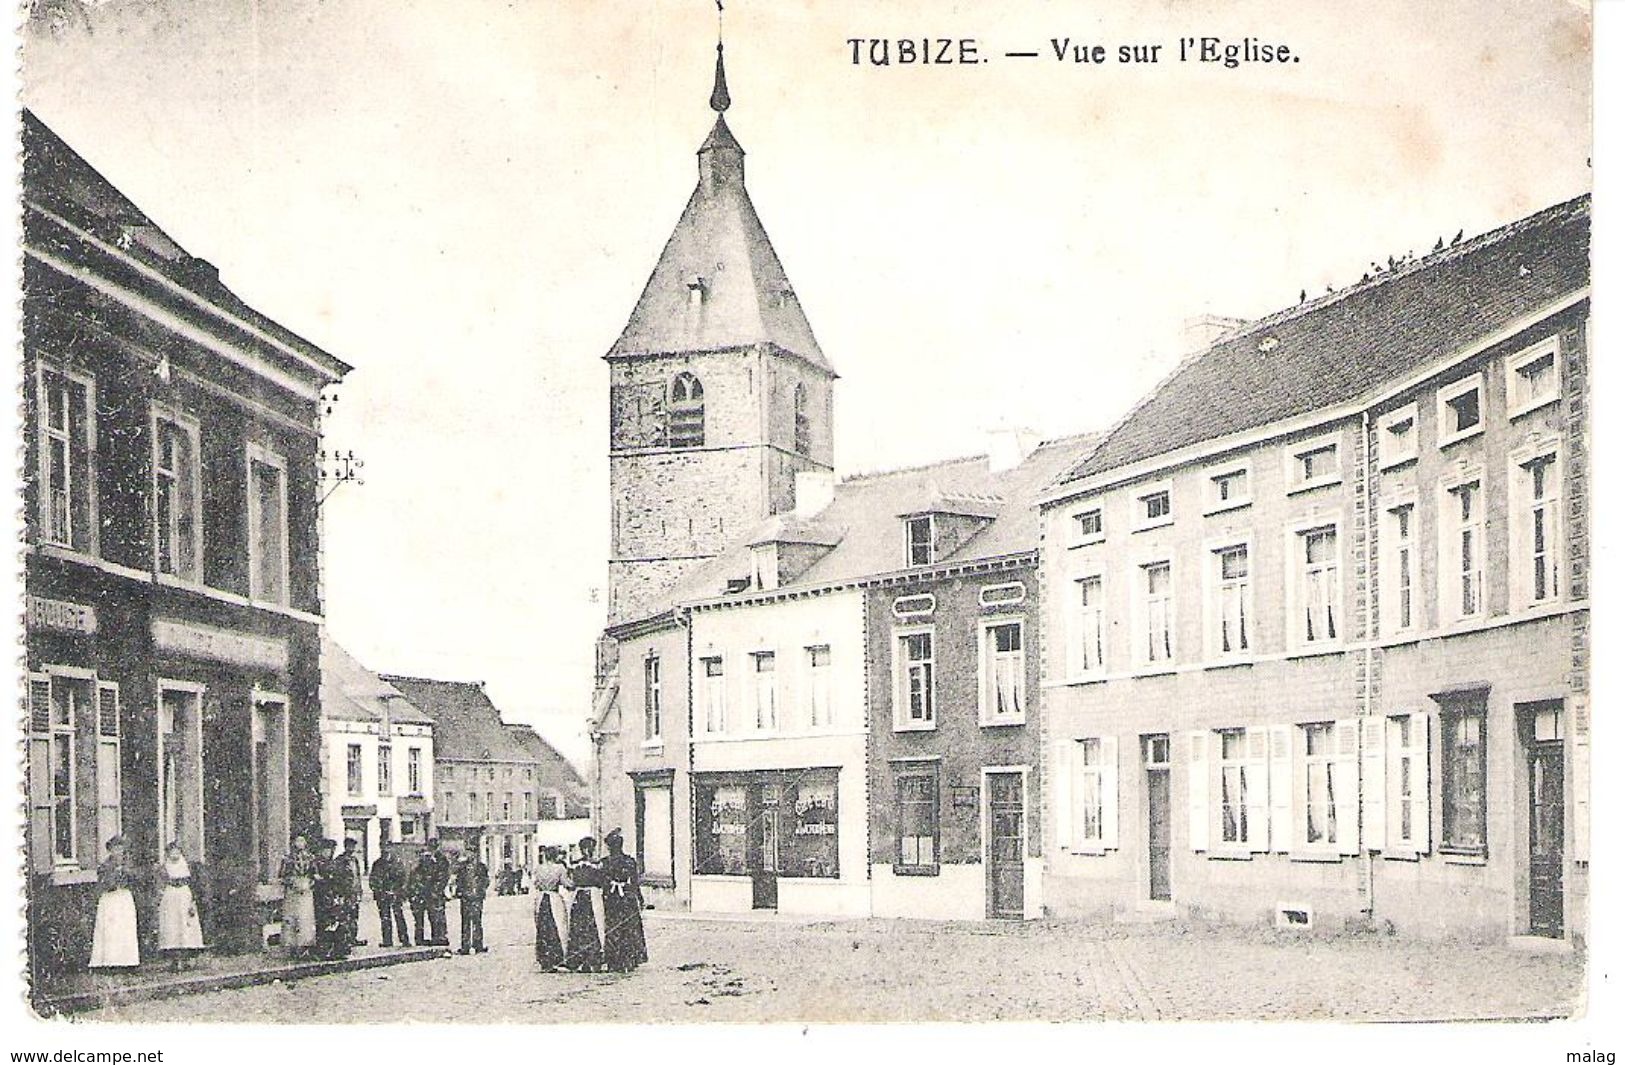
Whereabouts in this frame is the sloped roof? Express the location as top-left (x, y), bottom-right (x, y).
top-left (320, 637), bottom-right (433, 725)
top-left (380, 675), bottom-right (533, 763)
top-left (505, 724), bottom-right (590, 807)
top-left (606, 114), bottom-right (832, 375)
top-left (1063, 194), bottom-right (1590, 485)
top-left (658, 431), bottom-right (1099, 610)
top-left (21, 109), bottom-right (350, 380)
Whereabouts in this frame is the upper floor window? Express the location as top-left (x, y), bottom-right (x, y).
top-left (247, 444), bottom-right (289, 605)
top-left (377, 743), bottom-right (393, 796)
top-left (751, 651), bottom-right (777, 729)
top-left (1378, 404), bottom-right (1419, 469)
top-left (1298, 526), bottom-right (1341, 645)
top-left (407, 747), bottom-right (423, 794)
top-left (643, 656), bottom-right (662, 741)
top-left (346, 743), bottom-right (364, 796)
top-left (1072, 507), bottom-right (1104, 546)
top-left (1135, 486), bottom-right (1173, 530)
top-left (1437, 374), bottom-right (1484, 448)
top-left (1205, 464), bottom-right (1250, 514)
top-left (1287, 433), bottom-right (1342, 494)
top-left (806, 645), bottom-right (833, 727)
top-left (906, 515), bottom-right (935, 566)
top-left (1141, 561), bottom-right (1173, 665)
top-left (793, 383), bottom-right (811, 456)
top-left (1443, 479), bottom-right (1484, 621)
top-left (979, 620), bottom-right (1025, 725)
top-left (895, 630), bottom-right (936, 729)
top-left (1507, 338), bottom-right (1560, 418)
top-left (153, 412), bottom-right (201, 580)
top-left (1074, 575), bottom-right (1105, 675)
top-left (669, 372), bottom-right (705, 449)
top-left (1513, 452), bottom-right (1562, 609)
top-left (701, 656), bottom-right (726, 733)
top-left (1212, 544), bottom-right (1251, 656)
top-left (36, 367), bottom-right (96, 553)
top-left (1381, 501), bottom-right (1418, 635)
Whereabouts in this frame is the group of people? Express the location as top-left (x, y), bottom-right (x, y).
top-left (277, 834), bottom-right (370, 961)
top-left (532, 830), bottom-right (647, 974)
top-left (87, 836), bottom-right (207, 974)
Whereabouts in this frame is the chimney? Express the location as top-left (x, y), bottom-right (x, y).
top-left (794, 470), bottom-right (836, 519)
top-left (986, 426), bottom-right (1042, 474)
top-left (1182, 314), bottom-right (1245, 351)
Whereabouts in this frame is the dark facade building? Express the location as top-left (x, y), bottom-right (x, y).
top-left (22, 110), bottom-right (351, 982)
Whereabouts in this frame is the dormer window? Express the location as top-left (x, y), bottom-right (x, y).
top-left (906, 516), bottom-right (934, 566)
top-left (669, 372), bottom-right (705, 449)
top-left (686, 276), bottom-right (708, 308)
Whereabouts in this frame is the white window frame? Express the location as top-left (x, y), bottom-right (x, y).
top-left (407, 745), bottom-right (423, 795)
top-left (40, 671), bottom-right (84, 868)
top-left (893, 626), bottom-right (937, 732)
top-left (700, 656), bottom-right (727, 733)
top-left (347, 741), bottom-right (365, 796)
top-left (1215, 728), bottom-right (1268, 853)
top-left (1379, 492), bottom-right (1420, 638)
top-left (1203, 537), bottom-right (1253, 662)
top-left (905, 514), bottom-right (935, 566)
top-left (151, 405), bottom-right (204, 583)
top-left (1203, 460), bottom-right (1252, 515)
top-left (1071, 504), bottom-right (1105, 547)
top-left (1508, 441), bottom-right (1563, 612)
top-left (1285, 519), bottom-right (1344, 652)
top-left (377, 741), bottom-right (393, 796)
top-left (1071, 573), bottom-right (1106, 678)
top-left (1378, 402), bottom-right (1420, 470)
top-left (1384, 712), bottom-right (1431, 856)
top-left (1436, 372), bottom-right (1486, 448)
top-left (643, 654), bottom-right (663, 743)
top-left (156, 679), bottom-right (207, 863)
top-left (978, 616), bottom-right (1027, 726)
top-left (35, 363), bottom-right (99, 555)
top-left (1505, 336), bottom-right (1561, 420)
top-left (1135, 559), bottom-right (1175, 669)
top-left (750, 650), bottom-right (778, 730)
top-left (806, 644), bottom-right (833, 728)
top-left (1285, 431), bottom-right (1343, 495)
top-left (1437, 469), bottom-right (1486, 624)
top-left (1065, 736), bottom-right (1119, 854)
top-left (246, 442), bottom-right (291, 606)
top-left (94, 681), bottom-right (123, 861)
top-left (1132, 480), bottom-right (1175, 532)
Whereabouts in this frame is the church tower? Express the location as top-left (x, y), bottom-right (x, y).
top-left (605, 41), bottom-right (837, 624)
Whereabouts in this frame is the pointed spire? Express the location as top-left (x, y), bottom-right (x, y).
top-left (710, 41), bottom-right (731, 113)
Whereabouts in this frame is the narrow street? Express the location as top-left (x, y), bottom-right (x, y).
top-left (80, 895), bottom-right (1585, 1023)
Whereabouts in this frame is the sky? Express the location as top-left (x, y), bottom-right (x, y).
top-left (19, 0), bottom-right (1591, 771)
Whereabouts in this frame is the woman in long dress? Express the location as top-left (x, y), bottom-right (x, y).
top-left (562, 837), bottom-right (605, 973)
top-left (278, 834), bottom-right (319, 958)
top-left (532, 847), bottom-right (567, 971)
top-left (88, 836), bottom-right (140, 971)
top-left (601, 829), bottom-right (648, 973)
top-left (156, 843), bottom-right (206, 971)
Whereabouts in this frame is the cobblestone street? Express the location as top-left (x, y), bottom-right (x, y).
top-left (78, 895), bottom-right (1585, 1023)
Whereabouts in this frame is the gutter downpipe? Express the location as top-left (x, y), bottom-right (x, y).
top-left (1362, 407), bottom-right (1377, 919)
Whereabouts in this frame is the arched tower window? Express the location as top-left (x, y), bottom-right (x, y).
top-left (793, 383), bottom-right (811, 457)
top-left (669, 372), bottom-right (705, 449)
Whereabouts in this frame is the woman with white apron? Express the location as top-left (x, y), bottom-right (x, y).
top-left (88, 836), bottom-right (140, 971)
top-left (156, 842), bottom-right (206, 970)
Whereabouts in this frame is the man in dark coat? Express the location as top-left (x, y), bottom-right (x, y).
top-left (407, 847), bottom-right (437, 947)
top-left (422, 842), bottom-right (451, 946)
top-left (313, 839), bottom-right (353, 961)
top-left (369, 847), bottom-right (411, 948)
top-left (453, 850), bottom-right (490, 954)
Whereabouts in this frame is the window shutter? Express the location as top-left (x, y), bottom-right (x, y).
top-left (1269, 725), bottom-right (1292, 853)
top-left (1360, 717), bottom-right (1385, 852)
top-left (1411, 712), bottom-right (1432, 854)
top-left (1054, 738), bottom-right (1073, 851)
top-left (29, 675), bottom-right (51, 733)
top-left (29, 736), bottom-right (53, 874)
top-left (95, 682), bottom-right (123, 855)
top-left (1186, 731), bottom-right (1208, 852)
top-left (1333, 719), bottom-right (1361, 855)
top-left (1100, 736), bottom-right (1119, 851)
top-left (1290, 725), bottom-right (1308, 852)
top-left (1384, 717), bottom-right (1405, 850)
top-left (1245, 727), bottom-right (1271, 852)
top-left (97, 682), bottom-right (120, 738)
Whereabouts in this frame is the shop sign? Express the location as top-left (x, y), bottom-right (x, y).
top-left (152, 618), bottom-right (289, 671)
top-left (27, 595), bottom-right (98, 635)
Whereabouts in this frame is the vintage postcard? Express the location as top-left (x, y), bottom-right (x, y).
top-left (5, 0), bottom-right (1612, 1047)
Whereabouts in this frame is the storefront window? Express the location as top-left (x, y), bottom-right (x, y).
top-left (694, 772), bottom-right (839, 879)
top-left (695, 783), bottom-right (749, 875)
top-left (783, 771), bottom-right (839, 879)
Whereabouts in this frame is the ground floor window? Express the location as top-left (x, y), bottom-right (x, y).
top-left (694, 769), bottom-right (839, 879)
top-left (158, 682), bottom-right (206, 863)
top-left (1440, 696), bottom-right (1488, 855)
top-left (252, 694), bottom-right (290, 882)
top-left (894, 765), bottom-right (939, 873)
top-left (635, 779), bottom-right (675, 885)
top-left (27, 671), bottom-right (125, 873)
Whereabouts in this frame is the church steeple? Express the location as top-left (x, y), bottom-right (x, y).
top-left (710, 41), bottom-right (731, 113)
top-left (698, 41), bottom-right (743, 189)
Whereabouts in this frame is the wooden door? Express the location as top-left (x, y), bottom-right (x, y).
top-left (1147, 768), bottom-right (1172, 901)
top-left (1528, 741), bottom-right (1564, 937)
top-left (986, 773), bottom-right (1025, 920)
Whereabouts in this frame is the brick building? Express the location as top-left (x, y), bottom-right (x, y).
top-left (1037, 196), bottom-right (1590, 943)
top-left (22, 110), bottom-right (351, 981)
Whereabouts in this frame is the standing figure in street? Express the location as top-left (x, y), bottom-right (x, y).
top-left (600, 830), bottom-right (647, 973)
top-left (407, 847), bottom-right (435, 946)
top-left (88, 836), bottom-right (140, 971)
top-left (278, 834), bottom-right (319, 958)
top-left (532, 846), bottom-right (567, 971)
top-left (313, 838), bottom-right (353, 961)
top-left (342, 838), bottom-right (366, 947)
top-left (424, 842), bottom-right (451, 946)
top-left (562, 836), bottom-right (605, 973)
top-left (155, 842), bottom-right (205, 971)
top-left (454, 850), bottom-right (490, 954)
top-left (369, 846), bottom-right (411, 948)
